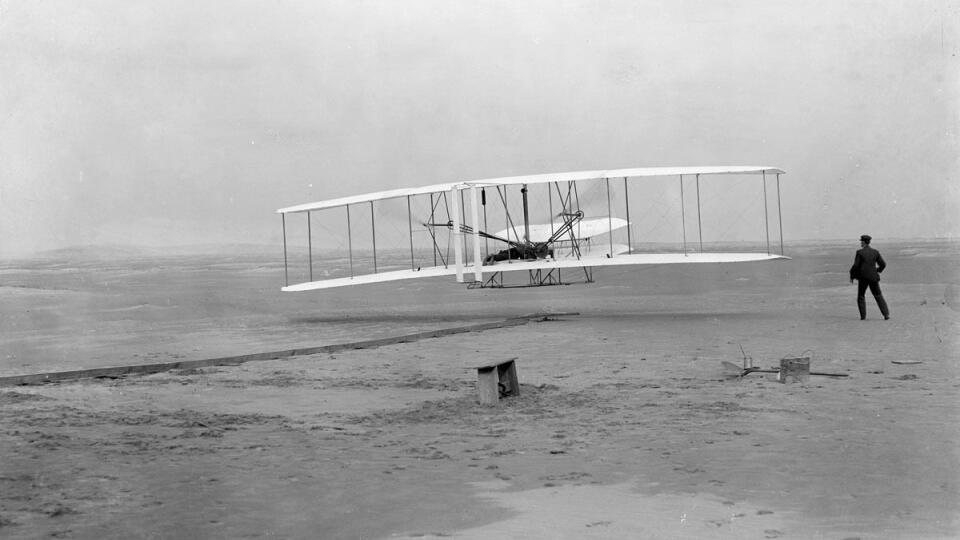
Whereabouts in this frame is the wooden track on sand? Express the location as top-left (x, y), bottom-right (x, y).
top-left (0, 312), bottom-right (577, 387)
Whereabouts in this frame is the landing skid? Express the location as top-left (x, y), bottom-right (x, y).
top-left (467, 267), bottom-right (594, 289)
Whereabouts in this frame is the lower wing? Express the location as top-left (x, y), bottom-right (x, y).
top-left (282, 252), bottom-right (789, 291)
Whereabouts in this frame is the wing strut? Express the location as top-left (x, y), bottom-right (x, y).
top-left (763, 171), bottom-right (770, 255)
top-left (606, 178), bottom-right (613, 257)
top-left (623, 177), bottom-right (632, 254)
top-left (425, 193), bottom-right (444, 268)
top-left (460, 189), bottom-right (468, 266)
top-left (482, 188), bottom-right (489, 259)
top-left (679, 175), bottom-right (687, 256)
top-left (346, 205), bottom-right (354, 278)
top-left (451, 185), bottom-right (463, 282)
top-left (521, 184), bottom-right (531, 243)
top-left (407, 195), bottom-right (415, 270)
top-left (548, 183), bottom-right (555, 240)
top-left (776, 173), bottom-right (784, 256)
top-left (282, 213), bottom-right (289, 287)
top-left (503, 186), bottom-right (510, 257)
top-left (696, 174), bottom-right (703, 252)
top-left (307, 211), bottom-right (313, 282)
top-left (429, 194), bottom-right (437, 267)
top-left (370, 201), bottom-right (377, 273)
top-left (470, 186), bottom-right (482, 281)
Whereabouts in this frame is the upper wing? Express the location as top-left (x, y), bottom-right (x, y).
top-left (464, 166), bottom-right (785, 190)
top-left (276, 166), bottom-right (784, 215)
top-left (277, 181), bottom-right (459, 214)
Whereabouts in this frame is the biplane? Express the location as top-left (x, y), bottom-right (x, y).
top-left (277, 166), bottom-right (788, 291)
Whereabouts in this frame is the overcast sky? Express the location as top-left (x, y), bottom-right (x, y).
top-left (1, 0), bottom-right (957, 257)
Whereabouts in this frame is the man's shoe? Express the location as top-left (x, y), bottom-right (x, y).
top-left (884, 315), bottom-right (890, 320)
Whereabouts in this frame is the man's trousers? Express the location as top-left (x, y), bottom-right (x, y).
top-left (857, 279), bottom-right (890, 319)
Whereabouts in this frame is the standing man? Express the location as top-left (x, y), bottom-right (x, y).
top-left (849, 234), bottom-right (890, 320)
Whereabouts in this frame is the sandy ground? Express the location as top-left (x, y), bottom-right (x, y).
top-left (1, 241), bottom-right (958, 539)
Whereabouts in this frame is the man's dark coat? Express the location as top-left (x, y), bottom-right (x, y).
top-left (849, 246), bottom-right (886, 282)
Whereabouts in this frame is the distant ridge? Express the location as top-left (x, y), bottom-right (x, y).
top-left (25, 243), bottom-right (281, 261)
top-left (29, 244), bottom-right (153, 260)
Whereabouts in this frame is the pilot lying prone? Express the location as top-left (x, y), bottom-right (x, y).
top-left (484, 243), bottom-right (553, 264)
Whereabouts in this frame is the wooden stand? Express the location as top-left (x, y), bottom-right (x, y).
top-left (476, 357), bottom-right (519, 405)
top-left (780, 357), bottom-right (810, 383)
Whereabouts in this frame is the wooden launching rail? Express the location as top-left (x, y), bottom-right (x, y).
top-left (0, 312), bottom-right (577, 387)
